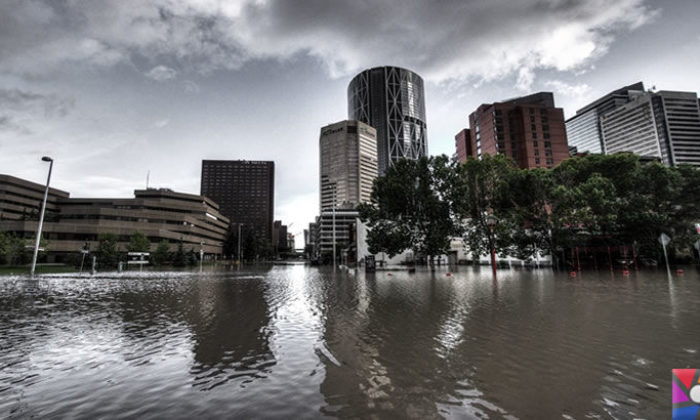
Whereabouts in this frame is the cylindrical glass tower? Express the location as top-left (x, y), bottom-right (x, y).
top-left (348, 66), bottom-right (427, 175)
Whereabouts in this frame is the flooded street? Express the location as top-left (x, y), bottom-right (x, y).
top-left (1, 266), bottom-right (699, 419)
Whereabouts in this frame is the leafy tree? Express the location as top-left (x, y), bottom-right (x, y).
top-left (0, 231), bottom-right (10, 265)
top-left (186, 248), bottom-right (197, 266)
top-left (127, 231), bottom-right (150, 253)
top-left (454, 154), bottom-right (519, 262)
top-left (96, 233), bottom-right (119, 269)
top-left (151, 239), bottom-right (171, 266)
top-left (504, 167), bottom-right (554, 261)
top-left (173, 241), bottom-right (187, 267)
top-left (358, 155), bottom-right (460, 262)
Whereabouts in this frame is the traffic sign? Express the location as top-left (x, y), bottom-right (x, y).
top-left (658, 233), bottom-right (670, 246)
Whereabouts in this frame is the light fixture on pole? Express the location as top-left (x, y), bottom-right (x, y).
top-left (30, 156), bottom-right (53, 277)
top-left (237, 223), bottom-right (243, 267)
top-left (199, 241), bottom-right (204, 273)
top-left (486, 213), bottom-right (498, 279)
top-left (332, 183), bottom-right (337, 271)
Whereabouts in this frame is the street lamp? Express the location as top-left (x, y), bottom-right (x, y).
top-left (199, 240), bottom-right (204, 273)
top-left (486, 213), bottom-right (498, 279)
top-left (236, 223), bottom-right (244, 267)
top-left (30, 156), bottom-right (53, 277)
top-left (331, 183), bottom-right (337, 271)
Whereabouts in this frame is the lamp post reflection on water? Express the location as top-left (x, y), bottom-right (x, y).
top-left (486, 213), bottom-right (498, 279)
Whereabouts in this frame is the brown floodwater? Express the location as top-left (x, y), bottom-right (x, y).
top-left (1, 265), bottom-right (698, 419)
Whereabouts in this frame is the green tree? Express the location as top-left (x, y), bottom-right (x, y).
top-left (358, 155), bottom-right (460, 263)
top-left (186, 248), bottom-right (197, 266)
top-left (504, 167), bottom-right (554, 261)
top-left (454, 154), bottom-right (519, 262)
top-left (96, 233), bottom-right (119, 269)
top-left (0, 231), bottom-right (10, 265)
top-left (151, 239), bottom-right (171, 266)
top-left (127, 231), bottom-right (150, 253)
top-left (173, 241), bottom-right (187, 267)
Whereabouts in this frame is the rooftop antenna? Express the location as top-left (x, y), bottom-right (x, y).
top-left (146, 170), bottom-right (150, 189)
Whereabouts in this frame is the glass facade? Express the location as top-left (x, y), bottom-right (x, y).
top-left (348, 67), bottom-right (427, 175)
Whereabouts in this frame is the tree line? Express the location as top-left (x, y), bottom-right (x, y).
top-left (0, 231), bottom-right (199, 269)
top-left (358, 153), bottom-right (700, 267)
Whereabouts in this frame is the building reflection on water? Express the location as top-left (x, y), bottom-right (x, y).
top-left (1, 267), bottom-right (698, 419)
top-left (317, 268), bottom-right (694, 419)
top-left (111, 273), bottom-right (275, 390)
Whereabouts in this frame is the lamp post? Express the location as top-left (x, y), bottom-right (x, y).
top-left (486, 213), bottom-right (498, 279)
top-left (237, 223), bottom-right (243, 267)
top-left (331, 183), bottom-right (337, 271)
top-left (30, 156), bottom-right (54, 277)
top-left (199, 240), bottom-right (204, 273)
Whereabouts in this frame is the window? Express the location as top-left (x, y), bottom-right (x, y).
top-left (533, 141), bottom-right (538, 147)
top-left (535, 158), bottom-right (540, 164)
top-left (544, 141), bottom-right (551, 148)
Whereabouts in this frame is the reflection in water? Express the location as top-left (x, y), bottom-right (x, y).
top-left (0, 267), bottom-right (699, 418)
top-left (185, 277), bottom-right (274, 390)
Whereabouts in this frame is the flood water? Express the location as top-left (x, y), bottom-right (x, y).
top-left (1, 265), bottom-right (698, 419)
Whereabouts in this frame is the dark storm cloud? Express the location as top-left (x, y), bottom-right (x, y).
top-left (0, 0), bottom-right (657, 86)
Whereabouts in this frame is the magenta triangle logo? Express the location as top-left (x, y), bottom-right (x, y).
top-left (673, 369), bottom-right (700, 419)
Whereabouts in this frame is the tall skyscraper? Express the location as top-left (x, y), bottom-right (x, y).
top-left (348, 66), bottom-right (427, 175)
top-left (600, 90), bottom-right (700, 166)
top-left (463, 92), bottom-right (569, 169)
top-left (319, 120), bottom-right (378, 211)
top-left (565, 82), bottom-right (645, 154)
top-left (200, 160), bottom-right (274, 240)
top-left (315, 120), bottom-right (378, 260)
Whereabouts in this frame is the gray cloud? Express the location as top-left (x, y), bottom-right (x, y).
top-left (145, 65), bottom-right (177, 81)
top-left (0, 88), bottom-right (75, 134)
top-left (0, 0), bottom-right (658, 84)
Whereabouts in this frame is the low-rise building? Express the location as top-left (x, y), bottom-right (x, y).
top-left (0, 174), bottom-right (229, 262)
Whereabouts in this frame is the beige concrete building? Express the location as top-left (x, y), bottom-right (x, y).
top-left (0, 174), bottom-right (229, 261)
top-left (319, 120), bottom-right (378, 212)
top-left (316, 120), bottom-right (378, 262)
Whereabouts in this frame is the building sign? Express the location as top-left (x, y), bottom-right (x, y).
top-left (127, 252), bottom-right (150, 265)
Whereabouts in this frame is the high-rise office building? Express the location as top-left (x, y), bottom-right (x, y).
top-left (455, 129), bottom-right (472, 164)
top-left (200, 160), bottom-right (274, 240)
top-left (600, 90), bottom-right (700, 166)
top-left (319, 120), bottom-right (378, 212)
top-left (565, 82), bottom-right (645, 154)
top-left (348, 66), bottom-right (427, 175)
top-left (315, 120), bottom-right (378, 260)
top-left (463, 92), bottom-right (569, 169)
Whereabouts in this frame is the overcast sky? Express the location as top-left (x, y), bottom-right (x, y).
top-left (1, 0), bottom-right (699, 244)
